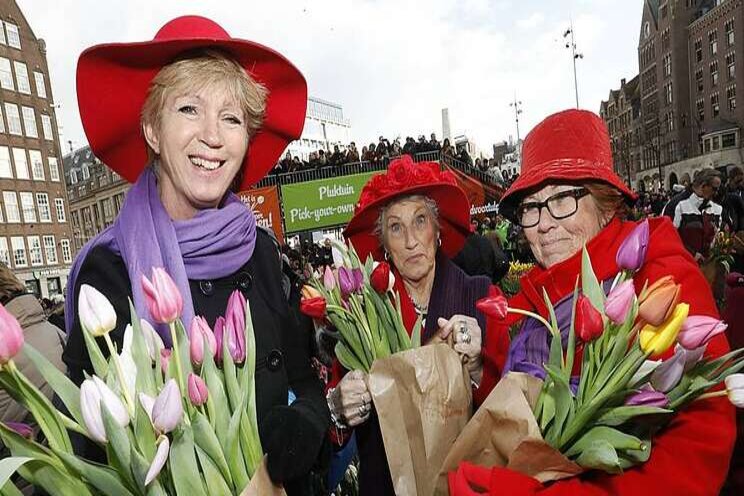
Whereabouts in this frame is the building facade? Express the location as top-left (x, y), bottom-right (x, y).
top-left (285, 96), bottom-right (352, 161)
top-left (63, 146), bottom-right (129, 255)
top-left (600, 76), bottom-right (643, 189)
top-left (0, 0), bottom-right (72, 298)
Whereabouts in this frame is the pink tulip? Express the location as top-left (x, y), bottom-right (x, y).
top-left (225, 291), bottom-right (246, 364)
top-left (678, 315), bottom-right (728, 350)
top-left (605, 280), bottom-right (636, 325)
top-left (616, 219), bottom-right (649, 272)
top-left (141, 268), bottom-right (183, 324)
top-left (213, 316), bottom-right (226, 362)
top-left (151, 379), bottom-right (183, 434)
top-left (189, 316), bottom-right (216, 365)
top-left (159, 349), bottom-right (171, 375)
top-left (0, 304), bottom-right (23, 364)
top-left (187, 373), bottom-right (209, 406)
top-left (625, 389), bottom-right (669, 408)
top-left (145, 436), bottom-right (170, 485)
top-left (323, 266), bottom-right (336, 291)
top-left (4, 421), bottom-right (33, 439)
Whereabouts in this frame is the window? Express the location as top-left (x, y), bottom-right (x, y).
top-left (4, 103), bottom-right (21, 135)
top-left (3, 192), bottom-right (19, 222)
top-left (696, 68), bottom-right (704, 92)
top-left (60, 239), bottom-right (71, 263)
top-left (69, 169), bottom-right (77, 184)
top-left (82, 164), bottom-right (90, 180)
top-left (726, 19), bottom-right (735, 47)
top-left (19, 192), bottom-right (35, 223)
top-left (728, 84), bottom-right (737, 111)
top-left (712, 93), bottom-right (720, 117)
top-left (13, 61), bottom-right (29, 94)
top-left (697, 98), bottom-right (705, 122)
top-left (0, 147), bottom-right (11, 178)
top-left (663, 53), bottom-right (672, 77)
top-left (48, 157), bottom-right (59, 182)
top-left (723, 132), bottom-right (737, 148)
top-left (12, 148), bottom-right (28, 179)
top-left (11, 237), bottom-right (26, 267)
top-left (665, 82), bottom-right (673, 104)
top-left (711, 61), bottom-right (720, 86)
top-left (727, 52), bottom-right (736, 79)
top-left (33, 71), bottom-right (46, 98)
top-left (41, 115), bottom-right (53, 140)
top-left (27, 236), bottom-right (42, 266)
top-left (43, 235), bottom-right (56, 264)
top-left (54, 198), bottom-right (66, 222)
top-left (0, 57), bottom-right (12, 90)
top-left (695, 38), bottom-right (703, 63)
top-left (0, 22), bottom-right (6, 45)
top-left (666, 111), bottom-right (675, 132)
top-left (28, 150), bottom-right (44, 180)
top-left (36, 193), bottom-right (50, 222)
top-left (713, 136), bottom-right (720, 150)
top-left (21, 107), bottom-right (37, 138)
top-left (5, 22), bottom-right (20, 50)
top-left (710, 30), bottom-right (718, 57)
top-left (0, 238), bottom-right (10, 267)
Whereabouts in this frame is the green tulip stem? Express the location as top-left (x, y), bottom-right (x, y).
top-left (696, 390), bottom-right (727, 401)
top-left (168, 322), bottom-right (186, 400)
top-left (103, 333), bottom-right (135, 415)
top-left (507, 308), bottom-right (553, 333)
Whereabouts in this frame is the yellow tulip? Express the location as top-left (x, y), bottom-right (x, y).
top-left (639, 303), bottom-right (689, 358)
top-left (301, 285), bottom-right (322, 300)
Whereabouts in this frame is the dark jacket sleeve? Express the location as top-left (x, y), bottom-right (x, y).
top-left (62, 246), bottom-right (132, 385)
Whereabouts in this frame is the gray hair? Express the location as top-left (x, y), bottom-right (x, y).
top-left (693, 168), bottom-right (722, 188)
top-left (374, 194), bottom-right (440, 250)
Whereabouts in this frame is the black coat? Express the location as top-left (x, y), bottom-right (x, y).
top-left (63, 230), bottom-right (329, 492)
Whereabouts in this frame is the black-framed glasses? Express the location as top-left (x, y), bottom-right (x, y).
top-left (516, 188), bottom-right (591, 228)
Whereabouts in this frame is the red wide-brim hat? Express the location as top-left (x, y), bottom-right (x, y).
top-left (499, 109), bottom-right (637, 220)
top-left (76, 15), bottom-right (307, 189)
top-left (344, 156), bottom-right (471, 262)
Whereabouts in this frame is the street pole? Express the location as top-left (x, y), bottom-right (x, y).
top-left (564, 18), bottom-right (583, 108)
top-left (509, 95), bottom-right (523, 142)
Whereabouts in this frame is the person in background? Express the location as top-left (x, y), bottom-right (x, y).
top-left (672, 168), bottom-right (723, 261)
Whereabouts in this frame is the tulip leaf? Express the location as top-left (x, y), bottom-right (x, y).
top-left (0, 457), bottom-right (32, 492)
top-left (129, 301), bottom-right (157, 396)
top-left (21, 343), bottom-right (84, 428)
top-left (594, 406), bottom-right (672, 426)
top-left (225, 389), bottom-right (250, 490)
top-left (564, 426), bottom-right (644, 458)
top-left (574, 439), bottom-right (623, 473)
top-left (54, 449), bottom-right (135, 496)
top-left (539, 384), bottom-right (556, 431)
top-left (101, 404), bottom-right (133, 486)
top-left (192, 412), bottom-right (233, 489)
top-left (1, 480), bottom-right (24, 496)
top-left (129, 444), bottom-right (151, 494)
top-left (80, 323), bottom-right (109, 379)
top-left (134, 398), bottom-right (157, 459)
top-left (201, 352), bottom-right (231, 448)
top-left (543, 364), bottom-right (574, 446)
top-left (145, 480), bottom-right (169, 496)
top-left (564, 281), bottom-right (580, 378)
top-left (170, 425), bottom-right (208, 496)
top-left (410, 314), bottom-right (422, 349)
top-left (222, 344), bottom-right (241, 412)
top-left (335, 341), bottom-right (366, 372)
top-left (581, 246), bottom-right (605, 313)
top-left (195, 446), bottom-right (233, 496)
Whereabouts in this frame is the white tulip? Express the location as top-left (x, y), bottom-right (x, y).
top-left (725, 374), bottom-right (744, 408)
top-left (145, 435), bottom-right (170, 485)
top-left (78, 284), bottom-right (117, 337)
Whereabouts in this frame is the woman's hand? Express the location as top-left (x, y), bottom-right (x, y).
top-left (328, 370), bottom-right (372, 427)
top-left (437, 315), bottom-right (483, 385)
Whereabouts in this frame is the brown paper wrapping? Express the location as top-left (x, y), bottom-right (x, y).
top-left (436, 372), bottom-right (582, 495)
top-left (368, 344), bottom-right (472, 496)
top-left (239, 457), bottom-right (287, 496)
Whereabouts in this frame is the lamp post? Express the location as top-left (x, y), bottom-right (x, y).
top-left (509, 95), bottom-right (523, 143)
top-left (563, 19), bottom-right (583, 108)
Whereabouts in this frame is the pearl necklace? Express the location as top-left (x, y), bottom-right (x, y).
top-left (411, 297), bottom-right (428, 314)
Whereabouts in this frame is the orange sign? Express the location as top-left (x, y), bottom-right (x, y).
top-left (237, 186), bottom-right (285, 242)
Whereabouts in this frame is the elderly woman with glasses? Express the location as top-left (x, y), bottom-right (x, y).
top-left (461, 110), bottom-right (735, 495)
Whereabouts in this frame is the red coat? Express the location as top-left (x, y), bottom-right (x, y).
top-left (465, 217), bottom-right (735, 495)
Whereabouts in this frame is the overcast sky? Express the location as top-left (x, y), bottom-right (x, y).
top-left (19, 0), bottom-right (643, 156)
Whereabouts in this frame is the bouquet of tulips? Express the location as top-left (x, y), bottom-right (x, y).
top-left (299, 240), bottom-right (421, 372)
top-left (0, 268), bottom-right (278, 496)
top-left (443, 220), bottom-right (744, 488)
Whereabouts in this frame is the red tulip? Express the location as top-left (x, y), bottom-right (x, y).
top-left (575, 295), bottom-right (604, 342)
top-left (370, 262), bottom-right (393, 294)
top-left (300, 297), bottom-right (327, 319)
top-left (476, 295), bottom-right (509, 320)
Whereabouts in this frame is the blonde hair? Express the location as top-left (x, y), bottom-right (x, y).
top-left (0, 263), bottom-right (26, 303)
top-left (140, 49), bottom-right (268, 161)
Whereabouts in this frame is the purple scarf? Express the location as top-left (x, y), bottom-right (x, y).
top-left (65, 167), bottom-right (256, 345)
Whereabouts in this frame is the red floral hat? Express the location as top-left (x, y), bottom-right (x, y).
top-left (499, 109), bottom-right (636, 220)
top-left (76, 15), bottom-right (307, 189)
top-left (344, 155), bottom-right (471, 262)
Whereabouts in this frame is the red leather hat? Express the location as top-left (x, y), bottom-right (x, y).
top-left (344, 156), bottom-right (471, 262)
top-left (76, 15), bottom-right (307, 189)
top-left (499, 109), bottom-right (636, 220)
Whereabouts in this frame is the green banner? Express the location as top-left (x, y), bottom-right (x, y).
top-left (280, 171), bottom-right (377, 233)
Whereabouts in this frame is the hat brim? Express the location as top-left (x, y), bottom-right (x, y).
top-left (499, 158), bottom-right (637, 221)
top-left (344, 181), bottom-right (472, 262)
top-left (76, 37), bottom-right (307, 189)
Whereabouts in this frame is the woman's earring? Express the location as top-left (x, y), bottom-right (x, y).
top-left (383, 250), bottom-right (390, 262)
top-left (437, 237), bottom-right (442, 248)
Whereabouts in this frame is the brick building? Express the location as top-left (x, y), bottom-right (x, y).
top-left (63, 146), bottom-right (128, 254)
top-left (600, 75), bottom-right (643, 188)
top-left (0, 0), bottom-right (72, 297)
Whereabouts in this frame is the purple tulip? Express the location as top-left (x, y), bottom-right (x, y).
top-left (625, 389), bottom-right (669, 408)
top-left (151, 379), bottom-right (183, 434)
top-left (682, 344), bottom-right (707, 372)
top-left (605, 280), bottom-right (636, 325)
top-left (650, 349), bottom-right (685, 392)
top-left (678, 315), bottom-right (728, 350)
top-left (323, 266), bottom-right (336, 291)
top-left (145, 436), bottom-right (170, 485)
top-left (4, 421), bottom-right (33, 439)
top-left (213, 316), bottom-right (226, 362)
top-left (224, 291), bottom-right (247, 364)
top-left (338, 267), bottom-right (356, 297)
top-left (0, 304), bottom-right (24, 364)
top-left (616, 219), bottom-right (650, 272)
top-left (187, 373), bottom-right (209, 406)
top-left (352, 268), bottom-right (364, 291)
